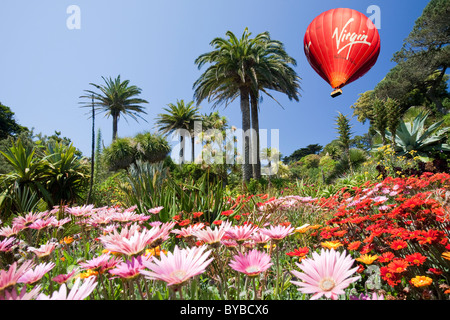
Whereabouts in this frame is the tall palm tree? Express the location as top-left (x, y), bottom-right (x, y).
top-left (193, 28), bottom-right (300, 183)
top-left (248, 34), bottom-right (301, 179)
top-left (155, 100), bottom-right (201, 163)
top-left (80, 75), bottom-right (148, 141)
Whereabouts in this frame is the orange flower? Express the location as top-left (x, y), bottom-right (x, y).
top-left (347, 241), bottom-right (361, 251)
top-left (387, 259), bottom-right (409, 273)
top-left (294, 224), bottom-right (311, 234)
top-left (145, 246), bottom-right (166, 257)
top-left (286, 247), bottom-right (309, 257)
top-left (60, 236), bottom-right (74, 245)
top-left (390, 240), bottom-right (408, 250)
top-left (378, 252), bottom-right (395, 263)
top-left (213, 220), bottom-right (223, 226)
top-left (442, 252), bottom-right (450, 261)
top-left (221, 210), bottom-right (234, 216)
top-left (78, 269), bottom-right (98, 279)
top-left (355, 254), bottom-right (379, 265)
top-left (410, 276), bottom-right (432, 288)
top-left (321, 240), bottom-right (343, 250)
top-left (193, 212), bottom-right (204, 218)
top-left (179, 219), bottom-right (190, 227)
top-left (405, 253), bottom-right (426, 266)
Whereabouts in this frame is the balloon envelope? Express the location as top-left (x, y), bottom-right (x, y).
top-left (304, 8), bottom-right (380, 95)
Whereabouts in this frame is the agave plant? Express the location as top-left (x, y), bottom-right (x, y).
top-left (374, 111), bottom-right (450, 162)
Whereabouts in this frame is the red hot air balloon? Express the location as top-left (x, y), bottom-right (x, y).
top-left (304, 8), bottom-right (380, 97)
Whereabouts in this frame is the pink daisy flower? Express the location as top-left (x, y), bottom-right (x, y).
top-left (0, 285), bottom-right (42, 300)
top-left (229, 249), bottom-right (273, 277)
top-left (140, 245), bottom-right (213, 289)
top-left (172, 223), bottom-right (205, 238)
top-left (193, 221), bottom-right (232, 247)
top-left (109, 255), bottom-right (151, 280)
top-left (18, 261), bottom-right (55, 285)
top-left (148, 206), bottom-right (164, 214)
top-left (28, 217), bottom-right (57, 231)
top-left (251, 230), bottom-right (272, 245)
top-left (28, 242), bottom-right (57, 259)
top-left (78, 253), bottom-right (121, 274)
top-left (225, 224), bottom-right (259, 243)
top-left (37, 277), bottom-right (97, 300)
top-left (65, 204), bottom-right (95, 217)
top-left (0, 237), bottom-right (18, 253)
top-left (259, 224), bottom-right (295, 242)
top-left (12, 211), bottom-right (48, 230)
top-left (99, 227), bottom-right (160, 257)
top-left (51, 217), bottom-right (72, 228)
top-left (290, 249), bottom-right (360, 300)
top-left (0, 260), bottom-right (34, 292)
top-left (52, 268), bottom-right (79, 284)
top-left (0, 225), bottom-right (23, 238)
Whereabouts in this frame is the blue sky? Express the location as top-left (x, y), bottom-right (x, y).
top-left (0, 0), bottom-right (430, 158)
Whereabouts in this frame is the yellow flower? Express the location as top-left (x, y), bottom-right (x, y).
top-left (410, 276), bottom-right (433, 288)
top-left (102, 249), bottom-right (122, 257)
top-left (355, 254), bottom-right (379, 265)
top-left (442, 252), bottom-right (450, 261)
top-left (60, 236), bottom-right (74, 245)
top-left (78, 269), bottom-right (98, 279)
top-left (144, 246), bottom-right (167, 257)
top-left (321, 240), bottom-right (343, 250)
top-left (295, 224), bottom-right (311, 234)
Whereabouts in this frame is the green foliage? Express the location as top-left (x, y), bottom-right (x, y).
top-left (374, 111), bottom-right (450, 162)
top-left (121, 160), bottom-right (230, 225)
top-left (40, 141), bottom-right (90, 206)
top-left (102, 132), bottom-right (171, 171)
top-left (0, 139), bottom-right (90, 217)
top-left (0, 102), bottom-right (28, 140)
top-left (283, 144), bottom-right (322, 164)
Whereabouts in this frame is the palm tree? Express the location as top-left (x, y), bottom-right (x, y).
top-left (155, 100), bottom-right (201, 163)
top-left (193, 28), bottom-right (300, 183)
top-left (248, 34), bottom-right (301, 179)
top-left (80, 75), bottom-right (148, 141)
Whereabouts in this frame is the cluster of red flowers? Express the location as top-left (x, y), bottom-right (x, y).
top-left (309, 172), bottom-right (450, 297)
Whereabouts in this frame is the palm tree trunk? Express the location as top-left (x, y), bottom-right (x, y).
top-left (86, 96), bottom-right (95, 205)
top-left (250, 92), bottom-right (261, 180)
top-left (180, 135), bottom-right (185, 164)
top-left (112, 114), bottom-right (118, 141)
top-left (240, 87), bottom-right (252, 183)
top-left (191, 135), bottom-right (195, 163)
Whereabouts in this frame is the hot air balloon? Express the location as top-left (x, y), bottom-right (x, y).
top-left (304, 8), bottom-right (380, 97)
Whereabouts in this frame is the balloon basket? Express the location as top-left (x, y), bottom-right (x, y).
top-left (331, 89), bottom-right (342, 98)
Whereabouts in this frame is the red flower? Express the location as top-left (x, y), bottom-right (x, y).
top-left (347, 241), bottom-right (361, 251)
top-left (213, 220), bottom-right (223, 226)
top-left (179, 219), bottom-right (190, 227)
top-left (427, 268), bottom-right (443, 275)
top-left (193, 212), bottom-right (204, 218)
top-left (378, 252), bottom-right (395, 263)
top-left (390, 239), bottom-right (408, 251)
top-left (333, 230), bottom-right (348, 237)
top-left (405, 253), bottom-right (427, 266)
top-left (286, 247), bottom-right (309, 257)
top-left (387, 258), bottom-right (409, 273)
top-left (172, 215), bottom-right (181, 221)
top-left (221, 210), bottom-right (234, 216)
top-left (380, 266), bottom-right (401, 286)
